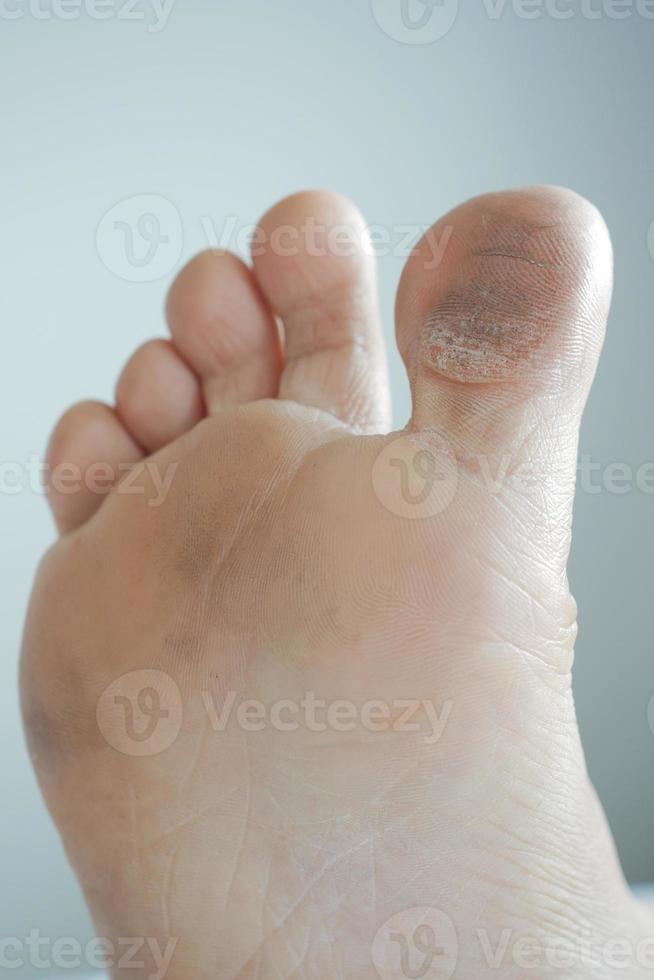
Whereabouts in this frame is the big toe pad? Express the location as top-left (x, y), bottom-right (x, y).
top-left (397, 186), bottom-right (612, 394)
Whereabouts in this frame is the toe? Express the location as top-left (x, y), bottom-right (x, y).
top-left (46, 401), bottom-right (143, 535)
top-left (116, 339), bottom-right (204, 453)
top-left (251, 190), bottom-right (391, 433)
top-left (166, 250), bottom-right (282, 414)
top-left (396, 185), bottom-right (612, 471)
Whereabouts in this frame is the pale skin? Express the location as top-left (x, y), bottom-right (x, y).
top-left (20, 186), bottom-right (654, 978)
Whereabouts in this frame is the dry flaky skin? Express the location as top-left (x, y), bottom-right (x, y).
top-left (20, 186), bottom-right (654, 979)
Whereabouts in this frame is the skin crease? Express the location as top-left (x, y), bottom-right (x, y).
top-left (20, 186), bottom-right (654, 979)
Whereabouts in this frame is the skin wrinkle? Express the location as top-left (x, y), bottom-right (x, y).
top-left (472, 247), bottom-right (564, 271)
top-left (160, 839), bottom-right (181, 937)
top-left (232, 836), bottom-right (374, 979)
top-left (281, 285), bottom-right (376, 361)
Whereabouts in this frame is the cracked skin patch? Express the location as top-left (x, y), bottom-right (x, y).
top-left (415, 191), bottom-right (603, 385)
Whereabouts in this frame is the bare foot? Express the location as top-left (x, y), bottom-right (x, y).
top-left (21, 187), bottom-right (652, 979)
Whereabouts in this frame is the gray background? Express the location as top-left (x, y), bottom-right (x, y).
top-left (1, 0), bottom-right (653, 969)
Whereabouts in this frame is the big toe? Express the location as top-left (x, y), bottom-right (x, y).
top-left (397, 185), bottom-right (612, 477)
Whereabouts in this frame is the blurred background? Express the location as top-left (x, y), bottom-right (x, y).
top-left (1, 0), bottom-right (653, 973)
